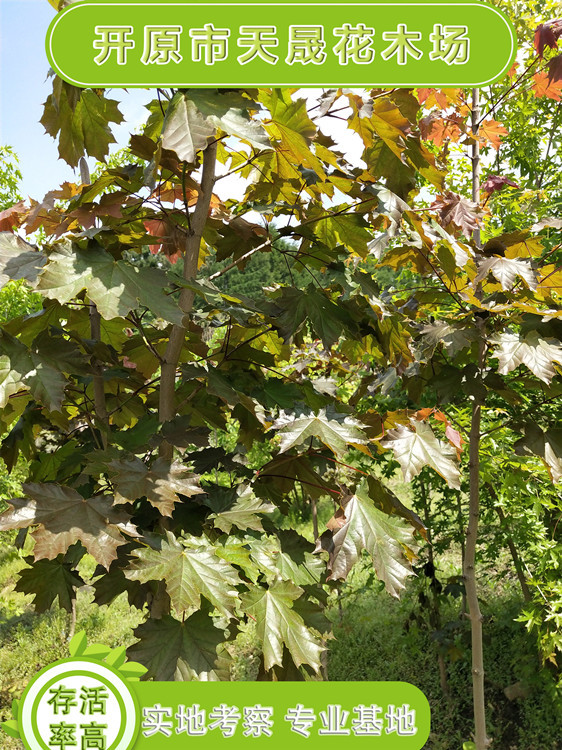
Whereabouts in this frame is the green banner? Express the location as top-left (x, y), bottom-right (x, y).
top-left (46, 1), bottom-right (516, 88)
top-left (10, 653), bottom-right (431, 750)
top-left (133, 681), bottom-right (431, 748)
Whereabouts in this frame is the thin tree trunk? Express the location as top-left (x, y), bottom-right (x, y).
top-left (311, 497), bottom-right (319, 543)
top-left (456, 494), bottom-right (467, 615)
top-left (491, 495), bottom-right (532, 602)
top-left (463, 88), bottom-right (489, 750)
top-left (80, 157), bottom-right (108, 450)
top-left (471, 89), bottom-right (481, 248)
top-left (419, 478), bottom-right (449, 697)
top-left (465, 393), bottom-right (488, 749)
top-left (67, 594), bottom-right (77, 641)
top-left (159, 142), bottom-right (217, 460)
top-left (90, 305), bottom-right (108, 449)
top-left (419, 477), bottom-right (433, 564)
top-left (150, 144), bottom-right (217, 619)
top-left (438, 655), bottom-right (449, 698)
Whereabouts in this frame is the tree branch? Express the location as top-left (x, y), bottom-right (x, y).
top-left (488, 486), bottom-right (532, 603)
top-left (209, 196), bottom-right (378, 281)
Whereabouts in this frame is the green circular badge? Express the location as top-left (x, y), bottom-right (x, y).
top-left (18, 658), bottom-right (140, 750)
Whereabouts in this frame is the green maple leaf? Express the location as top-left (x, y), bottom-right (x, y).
top-left (262, 90), bottom-right (325, 177)
top-left (347, 94), bottom-right (410, 158)
top-left (273, 409), bottom-right (368, 457)
top-left (187, 90), bottom-right (270, 149)
top-left (475, 257), bottom-right (537, 291)
top-left (42, 87), bottom-right (84, 167)
top-left (371, 97), bottom-right (411, 157)
top-left (2, 301), bottom-right (64, 346)
top-left (161, 92), bottom-right (269, 164)
top-left (212, 107), bottom-right (270, 149)
top-left (347, 92), bottom-right (376, 147)
top-left (255, 454), bottom-right (337, 506)
top-left (0, 329), bottom-right (67, 411)
top-left (263, 89), bottom-right (316, 139)
top-left (275, 547), bottom-right (325, 586)
top-left (491, 331), bottom-right (562, 384)
top-left (320, 479), bottom-right (417, 597)
top-left (15, 557), bottom-right (84, 612)
top-left (125, 532), bottom-right (241, 618)
top-left (364, 142), bottom-right (415, 197)
top-left (314, 213), bottom-right (372, 258)
top-left (213, 537), bottom-right (261, 584)
top-left (0, 233), bottom-right (45, 287)
top-left (186, 89), bottom-right (253, 116)
top-left (106, 457), bottom-right (203, 517)
top-left (25, 361), bottom-right (66, 412)
top-left (366, 476), bottom-right (426, 536)
top-left (273, 286), bottom-right (356, 348)
top-left (377, 317), bottom-right (414, 371)
top-left (37, 245), bottom-right (185, 324)
top-left (383, 420), bottom-right (461, 489)
top-left (29, 440), bottom-right (81, 484)
top-left (92, 543), bottom-right (151, 609)
top-left (0, 483), bottom-right (137, 569)
top-left (209, 487), bottom-right (274, 534)
top-left (162, 94), bottom-right (216, 163)
top-left (248, 534), bottom-right (325, 586)
top-left (205, 367), bottom-right (258, 414)
top-left (241, 579), bottom-right (324, 673)
top-left (418, 320), bottom-right (474, 358)
top-left (515, 423), bottom-right (562, 483)
top-left (0, 353), bottom-right (26, 408)
top-left (431, 220), bottom-right (472, 268)
top-left (41, 82), bottom-right (123, 167)
top-left (80, 91), bottom-right (123, 160)
top-left (128, 610), bottom-right (228, 681)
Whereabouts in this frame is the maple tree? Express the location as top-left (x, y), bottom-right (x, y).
top-left (1, 3), bottom-right (562, 749)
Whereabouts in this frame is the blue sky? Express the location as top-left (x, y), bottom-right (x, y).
top-left (0, 0), bottom-right (148, 200)
top-left (0, 1), bottom-right (345, 206)
top-left (1, 0), bottom-right (75, 198)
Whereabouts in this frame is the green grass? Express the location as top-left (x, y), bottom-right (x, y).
top-left (0, 534), bottom-right (144, 748)
top-left (327, 560), bottom-right (562, 750)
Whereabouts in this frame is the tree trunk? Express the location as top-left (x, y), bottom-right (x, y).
top-left (311, 497), bottom-right (319, 543)
top-left (90, 304), bottom-right (108, 449)
top-left (465, 394), bottom-right (488, 749)
top-left (81, 157), bottom-right (109, 450)
top-left (419, 477), bottom-right (449, 697)
top-left (67, 594), bottom-right (77, 641)
top-left (456, 494), bottom-right (467, 615)
top-left (471, 89), bottom-right (481, 248)
top-left (463, 88), bottom-right (489, 750)
top-left (159, 142), bottom-right (217, 460)
top-left (151, 143), bottom-right (218, 618)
